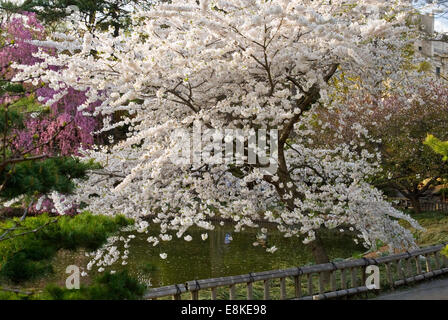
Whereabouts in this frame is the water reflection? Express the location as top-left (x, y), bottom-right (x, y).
top-left (116, 224), bottom-right (361, 287)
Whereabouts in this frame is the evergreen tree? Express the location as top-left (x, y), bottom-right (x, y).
top-left (0, 0), bottom-right (155, 35)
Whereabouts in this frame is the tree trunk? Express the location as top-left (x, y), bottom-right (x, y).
top-left (309, 235), bottom-right (330, 285)
top-left (309, 235), bottom-right (330, 264)
top-left (409, 195), bottom-right (422, 214)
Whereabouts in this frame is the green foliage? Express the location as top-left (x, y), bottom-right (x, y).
top-left (371, 107), bottom-right (448, 188)
top-left (0, 107), bottom-right (23, 133)
top-left (0, 0), bottom-right (154, 33)
top-left (0, 289), bottom-right (29, 300)
top-left (0, 157), bottom-right (99, 200)
top-left (8, 94), bottom-right (49, 114)
top-left (0, 213), bottom-right (132, 283)
top-left (425, 134), bottom-right (448, 161)
top-left (43, 270), bottom-right (146, 300)
top-left (0, 251), bottom-right (54, 283)
top-left (42, 212), bottom-right (131, 250)
top-left (351, 252), bottom-right (364, 259)
top-left (417, 60), bottom-right (433, 73)
top-left (0, 82), bottom-right (25, 96)
top-left (442, 245), bottom-right (448, 258)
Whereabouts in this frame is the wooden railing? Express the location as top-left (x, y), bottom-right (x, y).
top-left (419, 200), bottom-right (448, 213)
top-left (144, 243), bottom-right (448, 300)
top-left (393, 198), bottom-right (448, 213)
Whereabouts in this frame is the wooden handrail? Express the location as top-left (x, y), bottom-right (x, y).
top-left (143, 242), bottom-right (448, 300)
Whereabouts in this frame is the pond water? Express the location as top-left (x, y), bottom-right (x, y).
top-left (23, 223), bottom-right (364, 290)
top-left (111, 224), bottom-right (364, 288)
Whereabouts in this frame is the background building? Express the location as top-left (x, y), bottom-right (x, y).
top-left (416, 13), bottom-right (448, 77)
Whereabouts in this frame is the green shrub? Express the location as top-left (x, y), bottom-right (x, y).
top-left (44, 271), bottom-right (146, 300)
top-left (42, 213), bottom-right (131, 250)
top-left (0, 290), bottom-right (28, 300)
top-left (0, 212), bottom-right (133, 283)
top-left (0, 251), bottom-right (53, 283)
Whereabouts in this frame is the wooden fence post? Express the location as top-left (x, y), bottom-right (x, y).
top-left (350, 268), bottom-right (357, 287)
top-left (229, 285), bottom-right (236, 300)
top-left (341, 269), bottom-right (347, 289)
top-left (246, 282), bottom-right (253, 300)
top-left (280, 277), bottom-right (287, 300)
top-left (211, 287), bottom-right (217, 300)
top-left (385, 263), bottom-right (394, 288)
top-left (263, 280), bottom-right (270, 300)
top-left (294, 275), bottom-right (302, 298)
top-left (307, 274), bottom-right (313, 295)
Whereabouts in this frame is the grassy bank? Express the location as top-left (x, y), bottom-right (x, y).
top-left (400, 211), bottom-right (448, 247)
top-left (0, 270), bottom-right (146, 300)
top-left (0, 212), bottom-right (132, 286)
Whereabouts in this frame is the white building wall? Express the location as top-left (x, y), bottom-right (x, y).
top-left (415, 13), bottom-right (448, 77)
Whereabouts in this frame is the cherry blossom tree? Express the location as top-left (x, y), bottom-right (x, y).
top-left (15, 0), bottom-right (424, 263)
top-left (313, 77), bottom-right (448, 213)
